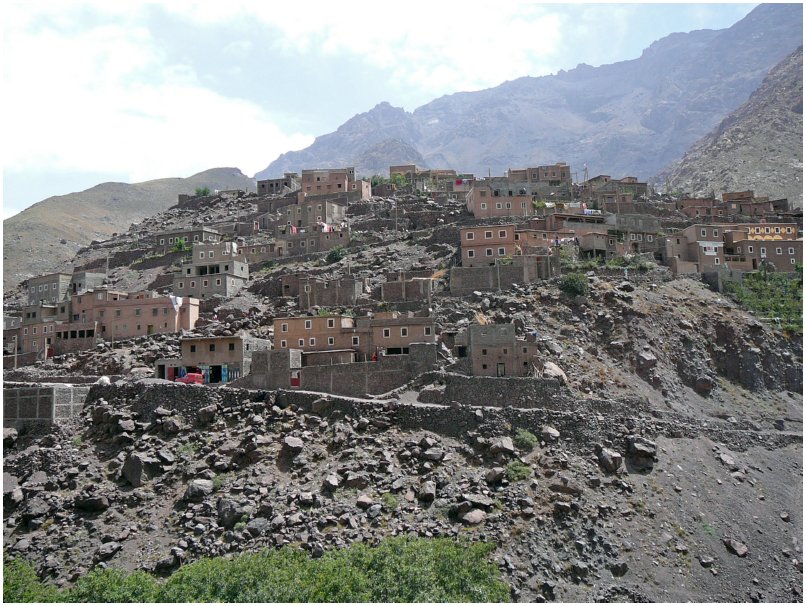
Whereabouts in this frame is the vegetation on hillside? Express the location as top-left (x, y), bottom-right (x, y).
top-left (4, 537), bottom-right (509, 603)
top-left (723, 267), bottom-right (803, 334)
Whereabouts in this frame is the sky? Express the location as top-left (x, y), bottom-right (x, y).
top-left (2, 1), bottom-right (759, 220)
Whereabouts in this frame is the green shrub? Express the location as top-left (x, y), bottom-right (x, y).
top-left (506, 460), bottom-right (532, 482)
top-left (513, 429), bottom-right (538, 452)
top-left (325, 245), bottom-right (347, 265)
top-left (559, 272), bottom-right (588, 297)
top-left (194, 186), bottom-right (211, 197)
top-left (381, 492), bottom-right (399, 511)
top-left (67, 569), bottom-right (159, 603)
top-left (6, 538), bottom-right (509, 603)
top-left (3, 557), bottom-right (60, 603)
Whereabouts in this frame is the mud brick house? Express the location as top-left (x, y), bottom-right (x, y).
top-left (280, 274), bottom-right (365, 310)
top-left (449, 254), bottom-right (559, 296)
top-left (465, 181), bottom-right (536, 219)
top-left (155, 334), bottom-right (271, 383)
top-left (272, 311), bottom-right (436, 360)
top-left (151, 227), bottom-right (221, 252)
top-left (454, 323), bottom-right (538, 377)
top-left (3, 316), bottom-right (21, 355)
top-left (257, 172), bottom-right (300, 196)
top-left (274, 224), bottom-right (350, 258)
top-left (172, 242), bottom-right (249, 299)
top-left (26, 273), bottom-right (72, 305)
top-left (579, 215), bottom-right (663, 259)
top-left (506, 162), bottom-right (572, 186)
top-left (300, 167), bottom-right (371, 201)
top-left (664, 223), bottom-right (801, 274)
top-left (460, 225), bottom-right (518, 267)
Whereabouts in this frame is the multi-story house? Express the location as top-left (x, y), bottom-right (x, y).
top-left (172, 242), bottom-right (249, 299)
top-left (257, 172), bottom-right (300, 196)
top-left (300, 167), bottom-right (371, 201)
top-left (459, 225), bottom-right (518, 267)
top-left (155, 334), bottom-right (271, 383)
top-left (151, 227), bottom-right (221, 252)
top-left (26, 273), bottom-right (72, 305)
top-left (454, 323), bottom-right (538, 377)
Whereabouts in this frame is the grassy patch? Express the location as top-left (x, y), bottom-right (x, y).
top-left (512, 429), bottom-right (538, 452)
top-left (724, 269), bottom-right (802, 334)
top-left (505, 461), bottom-right (532, 482)
top-left (5, 537), bottom-right (509, 603)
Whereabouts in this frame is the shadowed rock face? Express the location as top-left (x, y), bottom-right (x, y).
top-left (655, 46), bottom-right (803, 207)
top-left (256, 5), bottom-right (802, 186)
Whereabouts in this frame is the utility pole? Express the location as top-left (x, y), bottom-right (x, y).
top-left (13, 335), bottom-right (18, 370)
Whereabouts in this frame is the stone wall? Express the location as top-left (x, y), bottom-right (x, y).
top-left (449, 259), bottom-right (555, 296)
top-left (3, 383), bottom-right (91, 429)
top-left (442, 373), bottom-right (573, 408)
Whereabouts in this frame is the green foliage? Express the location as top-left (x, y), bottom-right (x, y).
top-left (3, 557), bottom-right (60, 603)
top-left (559, 272), bottom-right (589, 297)
top-left (6, 539), bottom-right (509, 603)
top-left (67, 569), bottom-right (160, 603)
top-left (212, 472), bottom-right (231, 491)
top-left (170, 239), bottom-right (190, 253)
top-left (505, 460), bottom-right (532, 482)
top-left (370, 174), bottom-right (386, 187)
top-left (390, 173), bottom-right (408, 187)
top-left (381, 492), bottom-right (399, 511)
top-left (325, 245), bottom-right (347, 265)
top-left (724, 269), bottom-right (802, 334)
top-left (513, 429), bottom-right (538, 452)
top-left (195, 186), bottom-right (211, 196)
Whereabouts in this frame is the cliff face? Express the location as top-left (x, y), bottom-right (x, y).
top-left (257, 4), bottom-right (802, 182)
top-left (654, 47), bottom-right (803, 206)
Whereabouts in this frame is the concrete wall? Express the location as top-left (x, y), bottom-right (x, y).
top-left (3, 384), bottom-right (91, 429)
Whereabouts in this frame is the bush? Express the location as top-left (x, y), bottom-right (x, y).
top-left (506, 460), bottom-right (532, 482)
top-left (67, 569), bottom-right (159, 603)
top-left (381, 492), bottom-right (399, 511)
top-left (559, 272), bottom-right (589, 297)
top-left (194, 186), bottom-right (211, 196)
top-left (513, 429), bottom-right (538, 452)
top-left (325, 245), bottom-right (347, 265)
top-left (3, 557), bottom-right (59, 603)
top-left (6, 538), bottom-right (509, 603)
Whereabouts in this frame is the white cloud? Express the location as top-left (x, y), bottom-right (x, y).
top-left (3, 3), bottom-right (313, 181)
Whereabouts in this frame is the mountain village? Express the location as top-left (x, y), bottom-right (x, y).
top-left (3, 162), bottom-right (801, 395)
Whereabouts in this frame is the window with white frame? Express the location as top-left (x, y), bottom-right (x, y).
top-left (383, 328), bottom-right (390, 338)
top-left (498, 230), bottom-right (506, 238)
top-left (304, 320), bottom-right (312, 329)
top-left (327, 318), bottom-right (335, 328)
top-left (789, 247), bottom-right (795, 255)
top-left (352, 336), bottom-right (359, 346)
top-left (467, 250), bottom-right (475, 258)
top-left (498, 247), bottom-right (505, 255)
top-left (400, 327), bottom-right (408, 337)
top-left (309, 338), bottom-right (316, 346)
top-left (298, 339), bottom-right (304, 347)
top-left (424, 326), bottom-right (432, 336)
top-left (328, 336), bottom-right (335, 345)
top-left (485, 231), bottom-right (492, 239)
top-left (776, 247), bottom-right (782, 254)
top-left (280, 340), bottom-right (287, 348)
top-left (486, 249), bottom-right (493, 256)
top-left (466, 232), bottom-right (474, 240)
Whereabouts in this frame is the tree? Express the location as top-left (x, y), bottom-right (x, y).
top-left (195, 186), bottom-right (211, 197)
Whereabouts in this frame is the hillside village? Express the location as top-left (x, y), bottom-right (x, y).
top-left (3, 162), bottom-right (803, 602)
top-left (3, 162), bottom-right (802, 391)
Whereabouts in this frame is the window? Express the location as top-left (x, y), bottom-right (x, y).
top-left (630, 233), bottom-right (636, 241)
top-left (498, 247), bottom-right (505, 255)
top-left (496, 203), bottom-right (502, 209)
top-left (352, 336), bottom-right (360, 346)
top-left (714, 258), bottom-right (720, 265)
top-left (787, 227), bottom-right (793, 234)
top-left (327, 318), bottom-right (335, 328)
top-left (280, 340), bottom-right (287, 348)
top-left (701, 229), bottom-right (706, 237)
top-left (467, 250), bottom-right (475, 258)
top-left (486, 249), bottom-right (493, 256)
top-left (152, 308), bottom-right (158, 316)
top-left (480, 203), bottom-right (487, 210)
top-left (789, 247), bottom-right (795, 255)
top-left (298, 339), bottom-right (304, 347)
top-left (229, 343), bottom-right (235, 351)
top-left (482, 348), bottom-right (487, 355)
top-left (190, 281), bottom-right (196, 288)
top-left (304, 320), bottom-right (312, 329)
top-left (713, 229), bottom-right (718, 237)
top-left (466, 232), bottom-right (475, 240)
top-left (309, 338), bottom-right (316, 346)
top-left (791, 258), bottom-right (796, 265)
top-left (499, 230), bottom-right (506, 238)
top-left (23, 328), bottom-right (28, 335)
top-left (737, 247), bottom-right (742, 253)
top-left (328, 336), bottom-right (335, 346)
top-left (748, 246), bottom-right (753, 253)
top-left (32, 327), bottom-right (37, 334)
top-left (424, 326), bottom-right (432, 336)
top-left (190, 345), bottom-right (196, 352)
top-left (383, 328), bottom-right (391, 338)
top-left (209, 344), bottom-right (215, 351)
top-left (776, 247), bottom-right (782, 255)
top-left (647, 235), bottom-right (654, 242)
top-left (115, 310), bottom-right (121, 317)
top-left (179, 282), bottom-right (184, 289)
top-left (160, 239), bottom-right (165, 245)
top-left (30, 287), bottom-right (34, 293)
top-left (216, 278), bottom-right (221, 286)
top-left (760, 247), bottom-right (766, 255)
top-left (401, 327), bottom-right (408, 337)
top-left (38, 285), bottom-right (43, 291)
top-left (208, 250), bottom-right (214, 258)
top-left (203, 280), bottom-right (208, 287)
top-left (485, 231), bottom-right (492, 239)
top-left (775, 227), bottom-right (781, 234)
top-left (32, 340), bottom-right (37, 348)
top-left (44, 284), bottom-right (48, 291)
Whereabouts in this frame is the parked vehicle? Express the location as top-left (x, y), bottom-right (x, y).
top-left (175, 372), bottom-right (204, 385)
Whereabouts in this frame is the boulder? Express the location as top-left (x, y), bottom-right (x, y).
top-left (542, 426), bottom-right (561, 442)
top-left (121, 453), bottom-right (146, 487)
top-left (184, 479), bottom-right (214, 501)
top-left (323, 474), bottom-right (341, 491)
top-left (723, 538), bottom-right (748, 557)
top-left (490, 437), bottom-right (517, 455)
top-left (283, 436), bottom-right (304, 454)
top-left (460, 508), bottom-right (486, 525)
top-left (637, 351), bottom-right (657, 370)
top-left (542, 362), bottom-right (567, 383)
top-left (422, 447), bottom-right (444, 461)
top-left (75, 493), bottom-right (110, 512)
top-left (95, 542), bottom-right (122, 561)
top-left (597, 448), bottom-right (623, 473)
top-left (485, 467), bottom-right (506, 484)
top-left (419, 481), bottom-right (436, 502)
top-left (356, 494), bottom-right (373, 510)
top-left (197, 404), bottom-right (217, 425)
top-left (3, 428), bottom-right (18, 449)
top-left (217, 498), bottom-right (247, 529)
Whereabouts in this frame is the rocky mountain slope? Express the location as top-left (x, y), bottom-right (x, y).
top-left (257, 4), bottom-right (802, 181)
top-left (4, 270), bottom-right (802, 602)
top-left (3, 168), bottom-right (256, 291)
top-left (654, 46), bottom-right (803, 206)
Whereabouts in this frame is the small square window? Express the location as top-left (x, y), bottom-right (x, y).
top-left (482, 348), bottom-right (487, 355)
top-left (466, 232), bottom-right (474, 240)
top-left (424, 326), bottom-right (432, 336)
top-left (383, 328), bottom-right (391, 338)
top-left (485, 231), bottom-right (492, 239)
top-left (486, 249), bottom-right (493, 256)
top-left (228, 343), bottom-right (235, 351)
top-left (467, 250), bottom-right (475, 258)
top-left (309, 338), bottom-right (316, 346)
top-left (328, 336), bottom-right (335, 345)
top-left (498, 230), bottom-right (506, 238)
top-left (209, 344), bottom-right (215, 351)
top-left (190, 345), bottom-right (196, 353)
top-left (304, 320), bottom-right (312, 329)
top-left (352, 336), bottom-right (360, 346)
top-left (327, 318), bottom-right (335, 328)
top-left (281, 323), bottom-right (288, 332)
top-left (298, 339), bottom-right (304, 347)
top-left (401, 327), bottom-right (408, 337)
